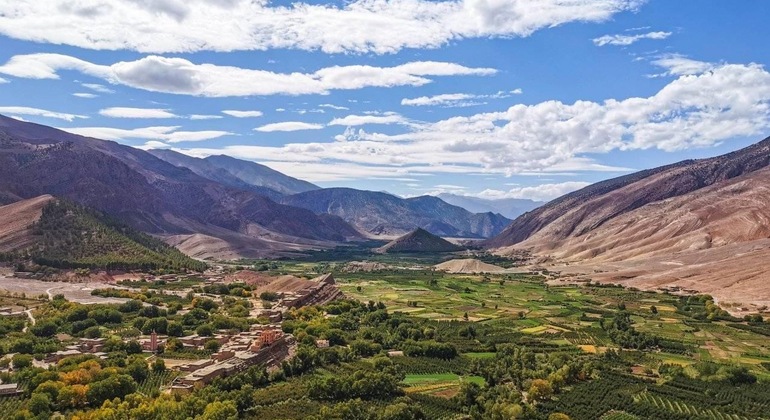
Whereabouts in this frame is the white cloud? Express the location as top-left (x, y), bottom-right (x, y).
top-left (189, 114), bottom-right (223, 120)
top-left (319, 104), bottom-right (349, 110)
top-left (81, 83), bottom-right (114, 93)
top-left (593, 30), bottom-right (671, 46)
top-left (0, 54), bottom-right (496, 97)
top-left (254, 122), bottom-right (324, 132)
top-left (650, 54), bottom-right (715, 76)
top-left (401, 90), bottom-right (522, 107)
top-left (137, 140), bottom-right (172, 150)
top-left (99, 107), bottom-right (179, 118)
top-left (0, 77), bottom-right (7, 83)
top-left (73, 92), bottom-right (97, 98)
top-left (476, 181), bottom-right (591, 201)
top-left (169, 60), bottom-right (770, 181)
top-left (222, 110), bottom-right (263, 118)
top-left (0, 0), bottom-right (641, 54)
top-left (329, 113), bottom-right (408, 126)
top-left (61, 125), bottom-right (232, 143)
top-left (0, 106), bottom-right (88, 121)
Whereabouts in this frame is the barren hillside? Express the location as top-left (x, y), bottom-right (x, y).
top-left (0, 195), bottom-right (54, 252)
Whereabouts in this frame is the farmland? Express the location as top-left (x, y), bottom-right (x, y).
top-left (4, 253), bottom-right (770, 419)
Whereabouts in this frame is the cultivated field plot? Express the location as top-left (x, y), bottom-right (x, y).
top-left (325, 264), bottom-right (770, 375)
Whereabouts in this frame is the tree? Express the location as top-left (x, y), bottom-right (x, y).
top-left (548, 414), bottom-right (571, 420)
top-left (650, 305), bottom-right (658, 315)
top-left (86, 374), bottom-right (137, 405)
top-left (12, 353), bottom-right (33, 369)
top-left (125, 340), bottom-right (143, 354)
top-left (259, 291), bottom-right (279, 301)
top-left (31, 320), bottom-right (58, 337)
top-left (528, 379), bottom-right (553, 401)
top-left (167, 321), bottom-right (184, 337)
top-left (28, 392), bottom-right (52, 416)
top-left (199, 400), bottom-right (238, 420)
top-left (204, 339), bottom-right (221, 352)
top-left (152, 358), bottom-right (166, 373)
top-left (196, 324), bottom-right (214, 336)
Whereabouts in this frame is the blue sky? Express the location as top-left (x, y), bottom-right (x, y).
top-left (0, 0), bottom-right (769, 201)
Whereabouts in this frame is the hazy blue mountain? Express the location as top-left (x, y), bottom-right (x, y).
top-left (436, 193), bottom-right (543, 220)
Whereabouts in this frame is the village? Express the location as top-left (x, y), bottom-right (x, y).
top-left (0, 269), bottom-right (344, 396)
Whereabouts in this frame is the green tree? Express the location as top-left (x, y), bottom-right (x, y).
top-left (199, 400), bottom-right (238, 420)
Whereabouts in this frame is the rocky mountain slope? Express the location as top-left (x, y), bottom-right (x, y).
top-left (486, 136), bottom-right (770, 250)
top-left (377, 228), bottom-right (462, 253)
top-left (0, 115), bottom-right (362, 258)
top-left (282, 188), bottom-right (510, 238)
top-left (204, 154), bottom-right (319, 195)
top-left (0, 196), bottom-right (206, 271)
top-left (436, 193), bottom-right (543, 219)
top-left (486, 135), bottom-right (770, 309)
top-left (147, 149), bottom-right (285, 200)
top-left (0, 194), bottom-right (54, 252)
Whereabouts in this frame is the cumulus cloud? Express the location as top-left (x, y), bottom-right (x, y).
top-left (222, 110), bottom-right (263, 118)
top-left (0, 0), bottom-right (642, 54)
top-left (254, 122), bottom-right (324, 132)
top-left (61, 125), bottom-right (232, 143)
top-left (593, 30), bottom-right (671, 46)
top-left (0, 54), bottom-right (496, 97)
top-left (167, 60), bottom-right (770, 180)
top-left (476, 181), bottom-right (591, 201)
top-left (0, 106), bottom-right (88, 121)
top-left (401, 90), bottom-right (522, 107)
top-left (99, 107), bottom-right (179, 118)
top-left (329, 113), bottom-right (408, 126)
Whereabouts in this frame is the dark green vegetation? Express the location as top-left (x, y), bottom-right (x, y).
top-left (4, 255), bottom-right (770, 419)
top-left (1, 200), bottom-right (206, 272)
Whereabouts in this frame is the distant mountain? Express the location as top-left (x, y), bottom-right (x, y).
top-left (0, 115), bottom-right (362, 259)
top-left (0, 196), bottom-right (206, 271)
top-left (377, 228), bottom-right (462, 253)
top-left (148, 149), bottom-right (284, 200)
top-left (204, 154), bottom-right (319, 195)
top-left (281, 188), bottom-right (511, 238)
top-left (436, 193), bottom-right (543, 219)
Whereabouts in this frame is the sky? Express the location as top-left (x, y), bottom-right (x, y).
top-left (0, 0), bottom-right (769, 202)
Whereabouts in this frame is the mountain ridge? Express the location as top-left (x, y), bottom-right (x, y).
top-left (281, 187), bottom-right (511, 238)
top-left (0, 115), bottom-right (362, 258)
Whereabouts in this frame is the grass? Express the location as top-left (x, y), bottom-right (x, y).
top-left (463, 352), bottom-right (496, 359)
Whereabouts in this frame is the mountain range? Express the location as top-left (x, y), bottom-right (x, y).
top-left (485, 135), bottom-right (770, 309)
top-left (281, 188), bottom-right (510, 238)
top-left (0, 115), bottom-right (510, 259)
top-left (436, 193), bottom-right (543, 220)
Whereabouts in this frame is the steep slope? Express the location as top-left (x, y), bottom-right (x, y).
top-left (506, 166), bottom-right (770, 262)
top-left (377, 228), bottom-right (462, 253)
top-left (281, 188), bottom-right (510, 238)
top-left (204, 154), bottom-right (319, 195)
top-left (434, 259), bottom-right (505, 274)
top-left (437, 193), bottom-right (543, 219)
top-left (485, 135), bottom-right (770, 309)
top-left (486, 135), bottom-right (770, 250)
top-left (0, 197), bottom-right (206, 271)
top-left (0, 194), bottom-right (55, 252)
top-left (147, 149), bottom-right (284, 200)
top-left (0, 115), bottom-right (362, 257)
